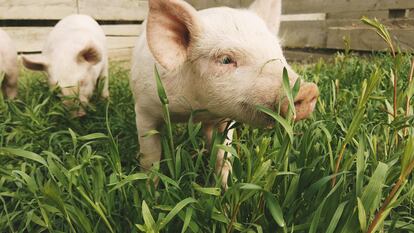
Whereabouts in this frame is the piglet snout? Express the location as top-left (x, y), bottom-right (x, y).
top-left (61, 87), bottom-right (88, 118)
top-left (281, 82), bottom-right (319, 121)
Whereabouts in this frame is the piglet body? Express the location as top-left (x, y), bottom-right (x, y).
top-left (22, 14), bottom-right (109, 116)
top-left (0, 29), bottom-right (18, 99)
top-left (131, 0), bottom-right (319, 187)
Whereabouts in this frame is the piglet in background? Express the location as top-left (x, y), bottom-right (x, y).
top-left (22, 14), bottom-right (109, 117)
top-left (131, 0), bottom-right (319, 188)
top-left (0, 29), bottom-right (18, 99)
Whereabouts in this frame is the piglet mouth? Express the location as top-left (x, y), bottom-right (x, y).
top-left (237, 102), bottom-right (277, 127)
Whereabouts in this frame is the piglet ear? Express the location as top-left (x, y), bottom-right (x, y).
top-left (77, 43), bottom-right (102, 65)
top-left (147, 0), bottom-right (202, 71)
top-left (22, 55), bottom-right (48, 71)
top-left (249, 0), bottom-right (282, 36)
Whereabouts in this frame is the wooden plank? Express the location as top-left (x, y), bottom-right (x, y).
top-left (2, 25), bottom-right (142, 53)
top-left (240, 0), bottom-right (254, 8)
top-left (327, 10), bottom-right (389, 20)
top-left (0, 0), bottom-right (77, 20)
top-left (327, 26), bottom-right (414, 51)
top-left (2, 27), bottom-right (49, 52)
top-left (281, 13), bottom-right (326, 22)
top-left (280, 21), bottom-right (327, 48)
top-left (186, 0), bottom-right (243, 10)
top-left (101, 25), bottom-right (143, 36)
top-left (107, 36), bottom-right (138, 50)
top-left (78, 0), bottom-right (148, 21)
top-left (327, 19), bottom-right (414, 28)
top-left (108, 48), bottom-right (134, 62)
top-left (330, 0), bottom-right (414, 13)
top-left (283, 49), bottom-right (334, 63)
top-left (282, 0), bottom-right (326, 14)
top-left (283, 0), bottom-right (414, 14)
top-left (409, 9), bottom-right (414, 18)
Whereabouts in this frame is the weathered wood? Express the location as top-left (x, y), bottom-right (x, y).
top-left (283, 49), bottom-right (334, 63)
top-left (186, 0), bottom-right (243, 10)
top-left (280, 21), bottom-right (327, 48)
top-left (0, 0), bottom-right (77, 20)
top-left (101, 25), bottom-right (142, 36)
top-left (327, 26), bottom-right (414, 51)
top-left (283, 0), bottom-right (414, 14)
top-left (281, 13), bottom-right (326, 22)
top-left (108, 48), bottom-right (134, 62)
top-left (0, 0), bottom-right (148, 21)
top-left (107, 36), bottom-right (138, 50)
top-left (2, 27), bottom-right (49, 52)
top-left (2, 26), bottom-right (142, 53)
top-left (78, 0), bottom-right (148, 21)
top-left (327, 19), bottom-right (414, 28)
top-left (282, 0), bottom-right (325, 14)
top-left (240, 0), bottom-right (254, 8)
top-left (3, 0), bottom-right (414, 59)
top-left (327, 10), bottom-right (389, 20)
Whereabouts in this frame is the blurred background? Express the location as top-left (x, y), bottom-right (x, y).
top-left (1, 0), bottom-right (413, 63)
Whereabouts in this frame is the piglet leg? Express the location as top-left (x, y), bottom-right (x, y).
top-left (204, 121), bottom-right (235, 189)
top-left (136, 106), bottom-right (162, 171)
top-left (2, 72), bottom-right (18, 99)
top-left (100, 62), bottom-right (109, 99)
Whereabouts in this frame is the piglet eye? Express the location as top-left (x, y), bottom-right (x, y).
top-left (219, 55), bottom-right (236, 66)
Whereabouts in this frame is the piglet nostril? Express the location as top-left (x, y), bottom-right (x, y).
top-left (294, 99), bottom-right (303, 107)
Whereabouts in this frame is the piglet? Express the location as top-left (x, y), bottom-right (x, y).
top-left (130, 0), bottom-right (319, 188)
top-left (22, 14), bottom-right (109, 116)
top-left (0, 29), bottom-right (18, 99)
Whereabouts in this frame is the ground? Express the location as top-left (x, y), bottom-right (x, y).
top-left (0, 54), bottom-right (413, 233)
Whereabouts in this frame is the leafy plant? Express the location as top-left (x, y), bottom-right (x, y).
top-left (0, 53), bottom-right (414, 233)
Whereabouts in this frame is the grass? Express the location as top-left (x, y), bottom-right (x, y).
top-left (1, 52), bottom-right (414, 232)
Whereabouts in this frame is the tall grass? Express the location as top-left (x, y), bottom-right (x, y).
top-left (1, 53), bottom-right (414, 232)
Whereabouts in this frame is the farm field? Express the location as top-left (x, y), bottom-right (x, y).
top-left (1, 52), bottom-right (414, 233)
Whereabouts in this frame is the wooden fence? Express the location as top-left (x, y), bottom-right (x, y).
top-left (1, 0), bottom-right (414, 62)
top-left (278, 0), bottom-right (414, 54)
top-left (0, 0), bottom-right (147, 62)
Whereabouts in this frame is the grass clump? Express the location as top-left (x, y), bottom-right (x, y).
top-left (1, 51), bottom-right (414, 233)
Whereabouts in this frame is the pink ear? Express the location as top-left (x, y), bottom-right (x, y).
top-left (77, 43), bottom-right (102, 65)
top-left (22, 55), bottom-right (48, 71)
top-left (147, 0), bottom-right (201, 70)
top-left (249, 0), bottom-right (282, 35)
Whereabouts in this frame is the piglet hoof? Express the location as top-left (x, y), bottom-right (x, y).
top-left (71, 108), bottom-right (87, 118)
top-left (4, 87), bottom-right (17, 99)
top-left (216, 160), bottom-right (232, 190)
top-left (101, 90), bottom-right (109, 100)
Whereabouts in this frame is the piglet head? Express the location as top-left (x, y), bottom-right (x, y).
top-left (22, 42), bottom-right (102, 117)
top-left (147, 0), bottom-right (319, 126)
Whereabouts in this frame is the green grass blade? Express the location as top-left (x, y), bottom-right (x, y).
top-left (265, 192), bottom-right (286, 227)
top-left (256, 106), bottom-right (294, 143)
top-left (361, 162), bottom-right (389, 215)
top-left (142, 200), bottom-right (157, 233)
top-left (1, 148), bottom-right (47, 166)
top-left (326, 201), bottom-right (348, 233)
top-left (158, 197), bottom-right (197, 230)
top-left (357, 197), bottom-right (367, 232)
top-left (181, 207), bottom-right (193, 233)
top-left (108, 173), bottom-right (148, 192)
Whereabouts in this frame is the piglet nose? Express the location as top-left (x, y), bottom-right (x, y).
top-left (281, 82), bottom-right (319, 121)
